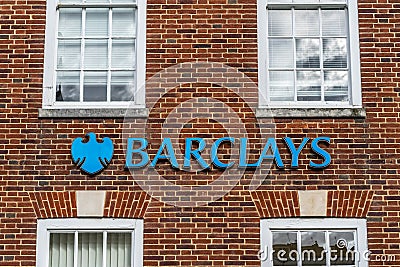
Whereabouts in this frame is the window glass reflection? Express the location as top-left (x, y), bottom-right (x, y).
top-left (297, 71), bottom-right (321, 101)
top-left (56, 71), bottom-right (80, 102)
top-left (84, 72), bottom-right (107, 102)
top-left (296, 39), bottom-right (320, 68)
top-left (301, 232), bottom-right (326, 266)
top-left (323, 38), bottom-right (347, 68)
top-left (273, 232), bottom-right (297, 266)
top-left (330, 232), bottom-right (356, 265)
top-left (111, 71), bottom-right (135, 101)
top-left (324, 71), bottom-right (348, 102)
top-left (269, 71), bottom-right (295, 101)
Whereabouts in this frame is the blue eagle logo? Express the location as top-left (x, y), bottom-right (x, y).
top-left (71, 132), bottom-right (114, 175)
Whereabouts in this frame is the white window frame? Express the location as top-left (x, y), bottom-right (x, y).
top-left (36, 218), bottom-right (144, 267)
top-left (260, 218), bottom-right (368, 267)
top-left (42, 0), bottom-right (146, 109)
top-left (257, 0), bottom-right (362, 108)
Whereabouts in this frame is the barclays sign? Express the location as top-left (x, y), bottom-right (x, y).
top-left (70, 133), bottom-right (331, 175)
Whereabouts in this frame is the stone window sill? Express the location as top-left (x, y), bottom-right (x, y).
top-left (39, 107), bottom-right (365, 119)
top-left (38, 108), bottom-right (148, 118)
top-left (256, 107), bottom-right (366, 118)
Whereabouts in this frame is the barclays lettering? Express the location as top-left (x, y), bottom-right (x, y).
top-left (125, 136), bottom-right (331, 170)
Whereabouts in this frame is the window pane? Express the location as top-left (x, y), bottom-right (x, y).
top-left (49, 233), bottom-right (74, 267)
top-left (58, 40), bottom-right (81, 69)
top-left (58, 9), bottom-right (81, 37)
top-left (112, 8), bottom-right (136, 37)
top-left (323, 38), bottom-right (347, 68)
top-left (268, 10), bottom-right (292, 36)
top-left (78, 233), bottom-right (103, 267)
top-left (324, 71), bottom-right (348, 102)
top-left (295, 10), bottom-right (319, 36)
top-left (107, 233), bottom-right (132, 267)
top-left (322, 9), bottom-right (347, 36)
top-left (111, 71), bottom-right (135, 101)
top-left (112, 40), bottom-right (136, 68)
top-left (269, 39), bottom-right (293, 68)
top-left (272, 232), bottom-right (297, 266)
top-left (84, 72), bottom-right (107, 101)
top-left (301, 231), bottom-right (326, 266)
top-left (269, 71), bottom-right (294, 101)
top-left (56, 71), bottom-right (80, 102)
top-left (329, 232), bottom-right (356, 265)
top-left (297, 71), bottom-right (321, 101)
top-left (296, 39), bottom-right (320, 68)
top-left (86, 8), bottom-right (109, 37)
top-left (84, 39), bottom-right (108, 69)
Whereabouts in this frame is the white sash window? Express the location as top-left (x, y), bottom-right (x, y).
top-left (258, 0), bottom-right (361, 108)
top-left (36, 219), bottom-right (143, 267)
top-left (43, 0), bottom-right (146, 108)
top-left (260, 218), bottom-right (368, 267)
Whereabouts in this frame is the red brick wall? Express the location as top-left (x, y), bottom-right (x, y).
top-left (0, 0), bottom-right (400, 266)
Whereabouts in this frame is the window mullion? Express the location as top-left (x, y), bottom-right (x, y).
top-left (292, 7), bottom-right (297, 103)
top-left (131, 231), bottom-right (135, 267)
top-left (345, 6), bottom-right (351, 104)
top-left (133, 8), bottom-right (138, 105)
top-left (352, 229), bottom-right (358, 266)
top-left (54, 8), bottom-right (60, 105)
top-left (326, 231), bottom-right (331, 267)
top-left (266, 8), bottom-right (270, 103)
top-left (80, 8), bottom-right (86, 103)
top-left (107, 8), bottom-right (112, 103)
top-left (73, 231), bottom-right (78, 267)
top-left (297, 231), bottom-right (301, 267)
top-left (319, 7), bottom-right (324, 103)
top-left (103, 231), bottom-right (107, 267)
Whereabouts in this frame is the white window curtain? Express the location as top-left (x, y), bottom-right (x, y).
top-left (49, 233), bottom-right (74, 267)
top-left (107, 233), bottom-right (132, 267)
top-left (49, 232), bottom-right (132, 267)
top-left (78, 233), bottom-right (103, 267)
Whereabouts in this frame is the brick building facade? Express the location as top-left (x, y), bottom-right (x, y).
top-left (1, 0), bottom-right (400, 266)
